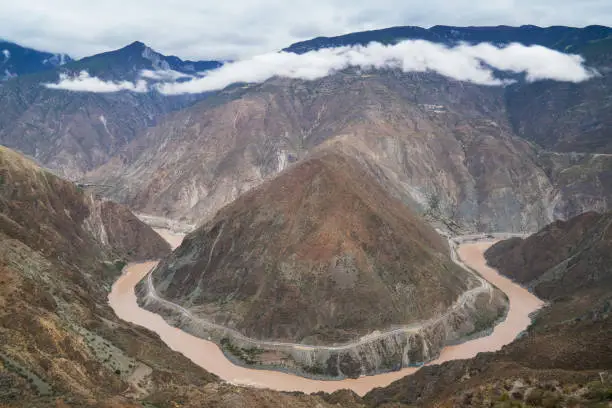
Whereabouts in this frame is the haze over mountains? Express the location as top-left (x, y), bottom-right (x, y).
top-left (1, 21), bottom-right (612, 407)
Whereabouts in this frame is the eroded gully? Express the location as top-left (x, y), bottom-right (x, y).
top-left (108, 231), bottom-right (544, 396)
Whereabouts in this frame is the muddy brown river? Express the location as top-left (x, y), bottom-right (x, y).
top-left (108, 236), bottom-right (544, 396)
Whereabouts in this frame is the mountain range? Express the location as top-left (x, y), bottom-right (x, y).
top-left (0, 40), bottom-right (71, 80)
top-left (0, 41), bottom-right (223, 180)
top-left (1, 141), bottom-right (610, 406)
top-left (284, 24), bottom-right (612, 53)
top-left (1, 23), bottom-right (612, 407)
top-left (86, 25), bottom-right (612, 233)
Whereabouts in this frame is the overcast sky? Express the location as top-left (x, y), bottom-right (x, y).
top-left (1, 0), bottom-right (611, 60)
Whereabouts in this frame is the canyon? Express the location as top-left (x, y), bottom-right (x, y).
top-left (110, 230), bottom-right (542, 395)
top-left (132, 149), bottom-right (510, 378)
top-left (1, 23), bottom-right (611, 407)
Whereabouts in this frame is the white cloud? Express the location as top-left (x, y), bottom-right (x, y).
top-left (41, 41), bottom-right (595, 94)
top-left (155, 40), bottom-right (595, 95)
top-left (140, 69), bottom-right (193, 81)
top-left (2, 49), bottom-right (9, 60)
top-left (457, 42), bottom-right (598, 82)
top-left (44, 71), bottom-right (149, 92)
top-left (0, 0), bottom-right (611, 60)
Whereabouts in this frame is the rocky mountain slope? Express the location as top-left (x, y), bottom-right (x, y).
top-left (506, 37), bottom-right (612, 153)
top-left (0, 145), bottom-right (190, 404)
top-left (0, 41), bottom-right (71, 80)
top-left (0, 145), bottom-right (171, 263)
top-left (0, 25), bottom-right (605, 231)
top-left (485, 210), bottom-right (612, 299)
top-left (2, 140), bottom-right (609, 407)
top-left (90, 63), bottom-right (612, 233)
top-left (81, 25), bottom-right (612, 233)
top-left (366, 211), bottom-right (612, 407)
top-left (0, 41), bottom-right (220, 180)
top-left (67, 41), bottom-right (221, 81)
top-left (136, 148), bottom-right (507, 378)
top-left (0, 144), bottom-right (377, 407)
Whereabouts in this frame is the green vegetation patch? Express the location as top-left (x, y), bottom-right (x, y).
top-left (220, 338), bottom-right (263, 365)
top-left (0, 351), bottom-right (52, 396)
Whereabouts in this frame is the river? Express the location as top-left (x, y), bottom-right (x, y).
top-left (108, 233), bottom-right (544, 396)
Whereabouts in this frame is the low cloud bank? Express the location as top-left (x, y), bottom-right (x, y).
top-left (139, 69), bottom-right (193, 81)
top-left (44, 40), bottom-right (596, 94)
top-left (45, 71), bottom-right (148, 92)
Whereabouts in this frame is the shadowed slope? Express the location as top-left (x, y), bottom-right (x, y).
top-left (365, 211), bottom-right (612, 407)
top-left (485, 210), bottom-right (612, 298)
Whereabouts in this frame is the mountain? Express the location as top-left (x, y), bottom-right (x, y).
top-left (0, 40), bottom-right (71, 80)
top-left (66, 40), bottom-right (221, 81)
top-left (0, 144), bottom-right (201, 404)
top-left (88, 64), bottom-right (612, 232)
top-left (283, 24), bottom-right (612, 54)
top-left (136, 148), bottom-right (507, 378)
top-left (3, 140), bottom-right (608, 406)
top-left (0, 41), bottom-right (222, 180)
top-left (0, 144), bottom-right (373, 407)
top-left (505, 37), bottom-right (612, 153)
top-left (485, 211), bottom-right (612, 299)
top-left (366, 211), bottom-right (612, 407)
top-left (286, 25), bottom-right (612, 154)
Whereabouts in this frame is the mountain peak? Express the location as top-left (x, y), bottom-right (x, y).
top-left (125, 40), bottom-right (147, 49)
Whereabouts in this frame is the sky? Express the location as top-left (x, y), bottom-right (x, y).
top-left (1, 0), bottom-right (611, 60)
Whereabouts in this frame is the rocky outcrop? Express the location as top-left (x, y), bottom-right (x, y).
top-left (136, 149), bottom-right (507, 378)
top-left (84, 198), bottom-right (171, 262)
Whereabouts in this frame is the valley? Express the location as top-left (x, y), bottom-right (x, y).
top-left (109, 229), bottom-right (542, 396)
top-left (1, 20), bottom-right (611, 408)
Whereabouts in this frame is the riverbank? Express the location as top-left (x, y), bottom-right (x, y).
top-left (108, 233), bottom-right (543, 395)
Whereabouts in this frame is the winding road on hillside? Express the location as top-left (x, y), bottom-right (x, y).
top-left (108, 230), bottom-right (543, 396)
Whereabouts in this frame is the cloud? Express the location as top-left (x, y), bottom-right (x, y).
top-left (0, 0), bottom-right (611, 60)
top-left (139, 69), bottom-right (193, 81)
top-left (41, 41), bottom-right (596, 94)
top-left (2, 49), bottom-right (10, 60)
top-left (44, 71), bottom-right (148, 92)
top-left (155, 40), bottom-right (595, 94)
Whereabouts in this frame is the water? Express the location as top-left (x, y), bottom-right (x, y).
top-left (108, 234), bottom-right (543, 396)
